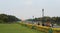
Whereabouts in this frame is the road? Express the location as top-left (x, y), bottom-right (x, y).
top-left (53, 25), bottom-right (60, 28)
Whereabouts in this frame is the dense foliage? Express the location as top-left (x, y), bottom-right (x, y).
top-left (26, 16), bottom-right (60, 24)
top-left (0, 14), bottom-right (21, 23)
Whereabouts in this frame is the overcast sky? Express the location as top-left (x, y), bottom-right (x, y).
top-left (0, 0), bottom-right (60, 20)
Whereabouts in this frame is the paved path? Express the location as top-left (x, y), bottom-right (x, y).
top-left (53, 25), bottom-right (60, 28)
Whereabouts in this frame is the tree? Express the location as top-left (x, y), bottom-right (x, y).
top-left (0, 14), bottom-right (21, 23)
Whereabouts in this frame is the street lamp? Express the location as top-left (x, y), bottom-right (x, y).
top-left (32, 16), bottom-right (34, 24)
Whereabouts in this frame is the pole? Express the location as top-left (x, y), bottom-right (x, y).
top-left (42, 9), bottom-right (44, 17)
top-left (32, 16), bottom-right (34, 24)
top-left (42, 9), bottom-right (44, 23)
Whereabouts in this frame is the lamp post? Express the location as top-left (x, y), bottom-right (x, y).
top-left (32, 16), bottom-right (34, 24)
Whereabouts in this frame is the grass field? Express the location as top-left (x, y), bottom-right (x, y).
top-left (0, 23), bottom-right (45, 33)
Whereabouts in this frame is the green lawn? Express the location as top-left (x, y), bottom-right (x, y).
top-left (0, 23), bottom-right (45, 33)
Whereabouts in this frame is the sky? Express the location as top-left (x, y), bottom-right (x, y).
top-left (0, 0), bottom-right (60, 20)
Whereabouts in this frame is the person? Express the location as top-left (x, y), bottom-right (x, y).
top-left (37, 22), bottom-right (40, 25)
top-left (46, 20), bottom-right (51, 27)
top-left (42, 23), bottom-right (45, 26)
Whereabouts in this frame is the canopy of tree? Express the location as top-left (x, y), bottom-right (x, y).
top-left (0, 14), bottom-right (21, 23)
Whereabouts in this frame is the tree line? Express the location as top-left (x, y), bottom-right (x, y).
top-left (0, 14), bottom-right (21, 23)
top-left (26, 16), bottom-right (60, 24)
